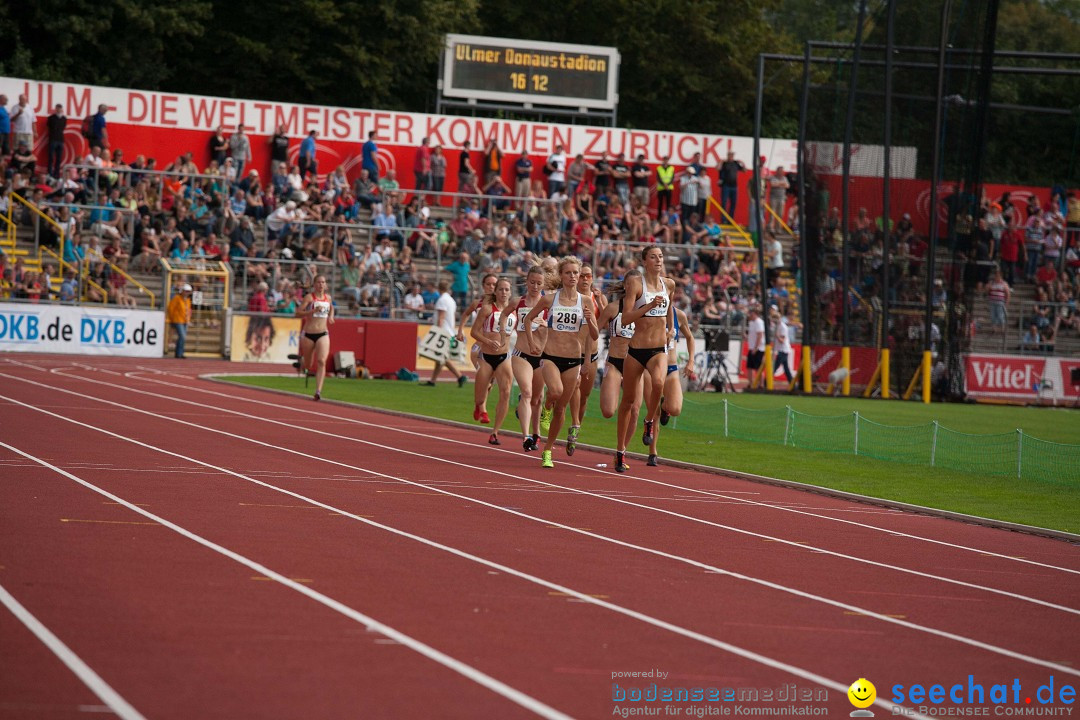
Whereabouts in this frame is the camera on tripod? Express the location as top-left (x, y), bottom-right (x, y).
top-left (704, 328), bottom-right (730, 353)
top-left (700, 328), bottom-right (735, 392)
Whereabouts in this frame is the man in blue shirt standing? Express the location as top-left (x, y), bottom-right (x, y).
top-left (362, 131), bottom-right (379, 182)
top-left (299, 130), bottom-right (318, 181)
top-left (0, 95), bottom-right (10, 156)
top-left (91, 104), bottom-right (108, 149)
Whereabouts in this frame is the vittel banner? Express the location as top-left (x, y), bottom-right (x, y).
top-left (964, 353), bottom-right (1063, 401)
top-left (0, 303), bottom-right (165, 357)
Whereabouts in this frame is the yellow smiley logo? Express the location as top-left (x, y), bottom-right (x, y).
top-left (848, 678), bottom-right (877, 709)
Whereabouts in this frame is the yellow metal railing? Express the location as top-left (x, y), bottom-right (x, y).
top-left (0, 211), bottom-right (15, 247)
top-left (103, 258), bottom-right (156, 308)
top-left (9, 192), bottom-right (65, 250)
top-left (764, 202), bottom-right (797, 237)
top-left (706, 197), bottom-right (754, 247)
top-left (10, 191), bottom-right (155, 308)
top-left (39, 245), bottom-right (108, 304)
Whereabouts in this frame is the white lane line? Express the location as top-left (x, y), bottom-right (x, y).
top-left (0, 581), bottom-right (146, 720)
top-left (0, 440), bottom-right (574, 720)
top-left (134, 366), bottom-right (1080, 575)
top-left (2, 377), bottom-right (1077, 680)
top-left (0, 408), bottom-right (934, 719)
top-left (47, 368), bottom-right (1080, 617)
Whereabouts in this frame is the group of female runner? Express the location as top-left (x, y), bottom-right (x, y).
top-left (464, 245), bottom-right (693, 471)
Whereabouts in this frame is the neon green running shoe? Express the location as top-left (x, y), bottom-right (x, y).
top-left (566, 425), bottom-right (579, 456)
top-left (539, 406), bottom-right (553, 434)
top-left (541, 450), bottom-right (554, 468)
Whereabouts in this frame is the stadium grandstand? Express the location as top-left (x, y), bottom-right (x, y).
top-left (0, 72), bottom-right (1076, 388)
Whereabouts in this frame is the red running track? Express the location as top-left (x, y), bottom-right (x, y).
top-left (0, 354), bottom-right (1078, 720)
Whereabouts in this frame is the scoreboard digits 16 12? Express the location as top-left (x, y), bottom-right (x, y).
top-left (442, 34), bottom-right (620, 110)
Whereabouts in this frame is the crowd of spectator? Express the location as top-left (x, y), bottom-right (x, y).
top-left (1, 115), bottom-right (787, 333)
top-left (1, 102), bottom-right (1075, 359)
top-left (803, 187), bottom-right (1080, 352)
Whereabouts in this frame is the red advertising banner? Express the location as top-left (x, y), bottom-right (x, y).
top-left (4, 75), bottom-right (802, 225)
top-left (963, 353), bottom-right (1063, 401)
top-left (9, 75), bottom-right (1070, 232)
top-left (1057, 359), bottom-right (1080, 400)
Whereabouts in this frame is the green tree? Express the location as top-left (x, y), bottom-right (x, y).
top-left (0, 0), bottom-right (210, 88)
top-left (475, 0), bottom-right (789, 135)
top-left (168, 0), bottom-right (478, 112)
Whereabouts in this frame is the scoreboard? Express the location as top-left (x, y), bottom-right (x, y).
top-left (442, 34), bottom-right (620, 110)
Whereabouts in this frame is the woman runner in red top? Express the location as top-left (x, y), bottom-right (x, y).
top-left (460, 272), bottom-right (499, 417)
top-left (296, 274), bottom-right (335, 401)
top-left (470, 277), bottom-right (514, 443)
top-left (509, 265), bottom-right (549, 451)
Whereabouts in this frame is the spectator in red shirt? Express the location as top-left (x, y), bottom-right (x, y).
top-left (248, 281), bottom-right (270, 312)
top-left (1035, 257), bottom-right (1057, 292)
top-left (998, 224), bottom-right (1021, 286)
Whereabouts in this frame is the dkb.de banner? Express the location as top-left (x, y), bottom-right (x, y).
top-left (0, 302), bottom-right (164, 357)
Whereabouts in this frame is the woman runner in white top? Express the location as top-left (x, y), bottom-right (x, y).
top-left (296, 274), bottom-right (335, 401)
top-left (470, 277), bottom-right (514, 444)
top-left (643, 305), bottom-right (695, 466)
top-left (568, 265), bottom-right (606, 454)
top-left (597, 278), bottom-right (641, 472)
top-left (509, 265), bottom-right (549, 451)
top-left (616, 247), bottom-right (675, 472)
top-left (523, 256), bottom-right (598, 468)
top-left (534, 255), bottom-right (560, 432)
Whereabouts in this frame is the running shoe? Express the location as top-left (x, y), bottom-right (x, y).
top-left (539, 406), bottom-right (553, 434)
top-left (314, 391), bottom-right (321, 401)
top-left (422, 380), bottom-right (436, 386)
top-left (615, 452), bottom-right (628, 473)
top-left (646, 454), bottom-right (658, 467)
top-left (566, 425), bottom-right (579, 456)
top-left (488, 433), bottom-right (501, 445)
top-left (479, 410), bottom-right (490, 424)
top-left (642, 419), bottom-right (656, 446)
top-left (531, 434), bottom-right (541, 451)
top-left (457, 375), bottom-right (468, 388)
top-left (541, 450), bottom-right (554, 468)
top-left (522, 437), bottom-right (533, 452)
top-left (660, 407), bottom-right (670, 426)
